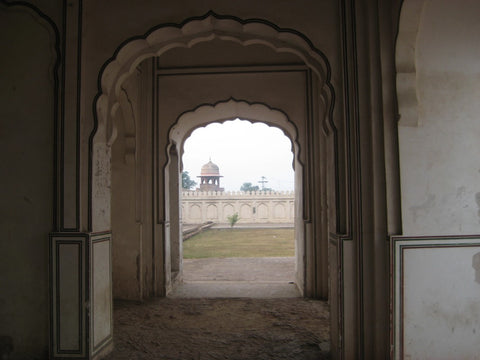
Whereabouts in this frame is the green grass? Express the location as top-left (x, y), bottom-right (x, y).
top-left (183, 228), bottom-right (295, 259)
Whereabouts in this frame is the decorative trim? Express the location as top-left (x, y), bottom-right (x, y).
top-left (391, 235), bottom-right (480, 359)
top-left (50, 231), bottom-right (113, 359)
top-left (56, 241), bottom-right (82, 354)
top-left (50, 233), bottom-right (88, 358)
top-left (60, 0), bottom-right (82, 231)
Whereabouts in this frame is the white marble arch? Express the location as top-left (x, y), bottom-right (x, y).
top-left (190, 204), bottom-right (201, 220)
top-left (223, 204), bottom-right (235, 218)
top-left (240, 204), bottom-right (252, 219)
top-left (206, 204), bottom-right (218, 220)
top-left (274, 203), bottom-right (286, 219)
top-left (258, 203), bottom-right (269, 219)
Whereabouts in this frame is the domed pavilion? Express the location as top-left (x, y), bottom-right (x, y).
top-left (197, 159), bottom-right (224, 192)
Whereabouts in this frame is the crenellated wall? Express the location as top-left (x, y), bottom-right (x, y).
top-left (181, 191), bottom-right (295, 225)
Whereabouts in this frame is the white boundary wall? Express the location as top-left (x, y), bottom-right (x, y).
top-left (181, 191), bottom-right (295, 225)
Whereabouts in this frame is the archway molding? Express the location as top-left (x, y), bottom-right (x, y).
top-left (91, 11), bottom-right (335, 233)
top-left (168, 98), bottom-right (301, 166)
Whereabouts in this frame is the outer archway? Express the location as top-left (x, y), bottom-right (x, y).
top-left (90, 12), bottom-right (335, 234)
top-left (91, 12), bottom-right (336, 302)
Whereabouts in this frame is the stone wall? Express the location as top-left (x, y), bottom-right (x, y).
top-left (181, 191), bottom-right (294, 225)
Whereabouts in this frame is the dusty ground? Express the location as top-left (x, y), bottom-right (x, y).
top-left (104, 297), bottom-right (330, 360)
top-left (182, 257), bottom-right (295, 282)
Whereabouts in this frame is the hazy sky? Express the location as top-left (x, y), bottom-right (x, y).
top-left (182, 119), bottom-right (294, 192)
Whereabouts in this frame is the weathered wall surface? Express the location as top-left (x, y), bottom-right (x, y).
top-left (0, 0), bottom-right (417, 358)
top-left (399, 0), bottom-right (480, 236)
top-left (182, 191), bottom-right (295, 225)
top-left (0, 4), bottom-right (55, 358)
top-left (111, 62), bottom-right (154, 300)
top-left (396, 1), bottom-right (480, 358)
top-left (81, 0), bottom-right (341, 230)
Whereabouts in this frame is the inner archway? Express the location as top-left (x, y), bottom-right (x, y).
top-left (165, 100), bottom-right (306, 295)
top-left (176, 119), bottom-right (297, 297)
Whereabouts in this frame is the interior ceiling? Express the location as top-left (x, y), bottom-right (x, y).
top-left (156, 38), bottom-right (304, 69)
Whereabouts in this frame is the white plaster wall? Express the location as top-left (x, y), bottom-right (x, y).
top-left (402, 243), bottom-right (480, 359)
top-left (396, 1), bottom-right (480, 358)
top-left (396, 241), bottom-right (480, 360)
top-left (182, 191), bottom-right (295, 224)
top-left (0, 6), bottom-right (54, 358)
top-left (399, 0), bottom-right (480, 235)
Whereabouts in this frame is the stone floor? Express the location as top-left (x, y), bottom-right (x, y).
top-left (105, 298), bottom-right (330, 360)
top-left (170, 257), bottom-right (299, 298)
top-left (103, 257), bottom-right (331, 360)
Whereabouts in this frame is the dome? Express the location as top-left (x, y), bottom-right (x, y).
top-left (200, 160), bottom-right (220, 176)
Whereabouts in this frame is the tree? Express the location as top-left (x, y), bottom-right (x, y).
top-left (227, 212), bottom-right (239, 228)
top-left (182, 171), bottom-right (197, 190)
top-left (240, 182), bottom-right (259, 192)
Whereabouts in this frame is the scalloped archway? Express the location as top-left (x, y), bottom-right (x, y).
top-left (90, 12), bottom-right (335, 232)
top-left (165, 98), bottom-right (305, 291)
top-left (168, 98), bottom-right (300, 163)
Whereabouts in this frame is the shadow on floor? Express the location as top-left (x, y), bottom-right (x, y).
top-left (104, 298), bottom-right (331, 360)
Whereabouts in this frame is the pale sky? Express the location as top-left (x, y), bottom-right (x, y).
top-left (182, 119), bottom-right (294, 192)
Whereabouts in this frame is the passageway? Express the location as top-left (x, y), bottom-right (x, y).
top-left (104, 298), bottom-right (330, 360)
top-left (172, 257), bottom-right (299, 298)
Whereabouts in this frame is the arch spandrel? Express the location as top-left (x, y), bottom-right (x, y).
top-left (94, 12), bottom-right (334, 145)
top-left (168, 98), bottom-right (301, 169)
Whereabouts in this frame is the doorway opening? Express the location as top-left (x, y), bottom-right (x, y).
top-left (171, 119), bottom-right (297, 297)
top-left (93, 11), bottom-right (336, 359)
top-left (163, 99), bottom-right (307, 298)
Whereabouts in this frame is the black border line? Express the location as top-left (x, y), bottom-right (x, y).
top-left (392, 235), bottom-right (480, 359)
top-left (60, 0), bottom-right (82, 232)
top-left (75, 0), bottom-right (82, 232)
top-left (54, 238), bottom-right (84, 356)
top-left (151, 58), bottom-right (157, 295)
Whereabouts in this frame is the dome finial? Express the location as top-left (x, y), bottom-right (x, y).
top-left (197, 158), bottom-right (224, 192)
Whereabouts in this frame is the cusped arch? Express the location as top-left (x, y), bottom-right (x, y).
top-left (94, 12), bottom-right (334, 144)
top-left (168, 98), bottom-right (300, 167)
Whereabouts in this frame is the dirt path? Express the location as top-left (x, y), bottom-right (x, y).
top-left (104, 298), bottom-right (330, 360)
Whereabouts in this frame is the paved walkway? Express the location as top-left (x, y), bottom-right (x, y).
top-left (169, 257), bottom-right (300, 298)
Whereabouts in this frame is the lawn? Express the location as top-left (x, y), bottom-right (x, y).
top-left (183, 228), bottom-right (295, 259)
